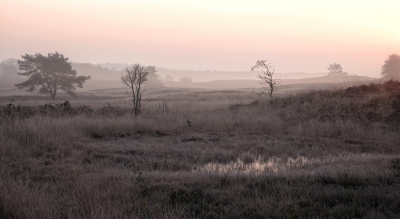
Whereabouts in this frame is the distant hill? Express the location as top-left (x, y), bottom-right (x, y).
top-left (163, 80), bottom-right (261, 89)
top-left (163, 75), bottom-right (377, 90)
top-left (280, 75), bottom-right (375, 85)
top-left (0, 57), bottom-right (370, 82)
top-left (0, 74), bottom-right (378, 95)
top-left (155, 67), bottom-right (329, 82)
top-left (0, 58), bottom-right (378, 94)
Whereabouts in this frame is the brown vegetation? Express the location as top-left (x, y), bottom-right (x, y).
top-left (1, 82), bottom-right (400, 218)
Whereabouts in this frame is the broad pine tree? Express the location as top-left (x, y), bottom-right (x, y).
top-left (15, 52), bottom-right (91, 99)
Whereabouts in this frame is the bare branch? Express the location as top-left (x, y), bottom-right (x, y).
top-left (121, 64), bottom-right (150, 115)
top-left (251, 60), bottom-right (279, 102)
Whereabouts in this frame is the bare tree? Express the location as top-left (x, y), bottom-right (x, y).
top-left (251, 60), bottom-right (279, 102)
top-left (121, 64), bottom-right (150, 115)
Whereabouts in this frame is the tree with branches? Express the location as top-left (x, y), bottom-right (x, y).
top-left (121, 64), bottom-right (150, 115)
top-left (15, 52), bottom-right (90, 99)
top-left (251, 60), bottom-right (279, 102)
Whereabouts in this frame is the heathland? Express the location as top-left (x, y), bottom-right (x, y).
top-left (1, 80), bottom-right (400, 218)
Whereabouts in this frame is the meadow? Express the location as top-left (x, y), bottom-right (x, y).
top-left (1, 81), bottom-right (400, 218)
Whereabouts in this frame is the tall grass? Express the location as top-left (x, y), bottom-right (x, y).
top-left (1, 82), bottom-right (400, 218)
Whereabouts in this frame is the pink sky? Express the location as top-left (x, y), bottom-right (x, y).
top-left (1, 0), bottom-right (399, 77)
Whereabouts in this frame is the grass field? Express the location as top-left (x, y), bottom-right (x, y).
top-left (1, 81), bottom-right (400, 218)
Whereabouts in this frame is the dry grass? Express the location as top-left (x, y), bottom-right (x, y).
top-left (1, 82), bottom-right (400, 218)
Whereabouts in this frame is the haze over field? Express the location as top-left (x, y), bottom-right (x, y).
top-left (2, 1), bottom-right (400, 218)
top-left (1, 0), bottom-right (399, 79)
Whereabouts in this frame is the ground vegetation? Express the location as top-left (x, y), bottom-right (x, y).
top-left (1, 81), bottom-right (400, 218)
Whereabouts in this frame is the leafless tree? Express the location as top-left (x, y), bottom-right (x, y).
top-left (121, 64), bottom-right (150, 115)
top-left (251, 60), bottom-right (279, 102)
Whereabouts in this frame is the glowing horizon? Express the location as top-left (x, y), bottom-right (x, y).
top-left (1, 0), bottom-right (399, 77)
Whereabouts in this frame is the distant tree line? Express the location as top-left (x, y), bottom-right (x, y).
top-left (98, 62), bottom-right (129, 71)
top-left (72, 62), bottom-right (120, 80)
top-left (12, 52), bottom-right (163, 99)
top-left (72, 63), bottom-right (162, 87)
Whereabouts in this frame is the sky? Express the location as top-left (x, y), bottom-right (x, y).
top-left (1, 0), bottom-right (399, 77)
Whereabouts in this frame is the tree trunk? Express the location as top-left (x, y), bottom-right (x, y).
top-left (51, 89), bottom-right (57, 99)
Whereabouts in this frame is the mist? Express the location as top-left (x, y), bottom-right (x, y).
top-left (1, 1), bottom-right (400, 218)
top-left (2, 0), bottom-right (399, 79)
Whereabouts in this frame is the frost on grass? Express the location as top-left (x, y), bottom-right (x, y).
top-left (193, 153), bottom-right (385, 175)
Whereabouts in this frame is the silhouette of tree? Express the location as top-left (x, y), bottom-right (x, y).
top-left (327, 63), bottom-right (348, 76)
top-left (121, 64), bottom-right (150, 115)
top-left (145, 66), bottom-right (163, 88)
top-left (251, 60), bottom-right (279, 102)
top-left (179, 77), bottom-right (192, 83)
top-left (15, 52), bottom-right (91, 99)
top-left (381, 53), bottom-right (400, 81)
